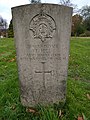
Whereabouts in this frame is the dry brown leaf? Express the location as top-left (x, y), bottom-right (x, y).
top-left (0, 52), bottom-right (5, 56)
top-left (8, 58), bottom-right (16, 62)
top-left (78, 116), bottom-right (84, 120)
top-left (26, 108), bottom-right (37, 113)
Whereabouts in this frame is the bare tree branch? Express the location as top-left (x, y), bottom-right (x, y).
top-left (59, 0), bottom-right (78, 13)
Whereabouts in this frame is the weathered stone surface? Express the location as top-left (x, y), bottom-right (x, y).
top-left (12, 4), bottom-right (72, 107)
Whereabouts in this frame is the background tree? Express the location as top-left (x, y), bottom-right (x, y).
top-left (71, 14), bottom-right (85, 36)
top-left (0, 16), bottom-right (4, 29)
top-left (79, 5), bottom-right (90, 36)
top-left (59, 0), bottom-right (78, 13)
top-left (80, 5), bottom-right (90, 19)
top-left (29, 0), bottom-right (41, 3)
top-left (83, 17), bottom-right (90, 31)
top-left (60, 0), bottom-right (73, 6)
top-left (8, 19), bottom-right (14, 38)
top-left (0, 16), bottom-right (7, 29)
top-left (80, 5), bottom-right (90, 30)
top-left (0, 16), bottom-right (8, 37)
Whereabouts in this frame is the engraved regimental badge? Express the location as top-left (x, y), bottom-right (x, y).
top-left (30, 11), bottom-right (56, 42)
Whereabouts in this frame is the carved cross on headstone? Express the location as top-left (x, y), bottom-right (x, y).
top-left (35, 62), bottom-right (52, 88)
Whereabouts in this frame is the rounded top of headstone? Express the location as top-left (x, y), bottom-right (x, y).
top-left (11, 3), bottom-right (73, 10)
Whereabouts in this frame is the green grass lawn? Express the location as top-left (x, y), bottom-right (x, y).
top-left (0, 37), bottom-right (90, 120)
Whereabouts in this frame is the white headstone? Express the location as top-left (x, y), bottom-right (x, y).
top-left (12, 4), bottom-right (72, 107)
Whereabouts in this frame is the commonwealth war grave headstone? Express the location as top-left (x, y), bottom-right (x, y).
top-left (12, 4), bottom-right (72, 107)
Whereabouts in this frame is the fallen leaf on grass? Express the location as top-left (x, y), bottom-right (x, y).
top-left (86, 94), bottom-right (90, 100)
top-left (78, 116), bottom-right (84, 120)
top-left (26, 108), bottom-right (37, 114)
top-left (58, 110), bottom-right (64, 118)
top-left (0, 52), bottom-right (5, 56)
top-left (8, 58), bottom-right (16, 62)
top-left (58, 110), bottom-right (62, 117)
top-left (11, 104), bottom-right (16, 110)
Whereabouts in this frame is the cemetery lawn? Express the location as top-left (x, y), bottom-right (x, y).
top-left (0, 37), bottom-right (90, 120)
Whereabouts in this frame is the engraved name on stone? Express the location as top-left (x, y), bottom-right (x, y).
top-left (20, 43), bottom-right (61, 61)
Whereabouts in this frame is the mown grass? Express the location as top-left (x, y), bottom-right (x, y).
top-left (0, 37), bottom-right (90, 120)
